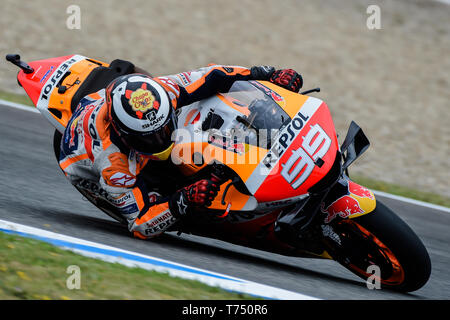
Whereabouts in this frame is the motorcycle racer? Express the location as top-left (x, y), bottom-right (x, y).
top-left (59, 63), bottom-right (303, 239)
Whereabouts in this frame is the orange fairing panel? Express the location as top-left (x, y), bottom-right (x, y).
top-left (23, 55), bottom-right (109, 132)
top-left (208, 182), bottom-right (257, 212)
top-left (172, 141), bottom-right (269, 183)
top-left (172, 141), bottom-right (263, 212)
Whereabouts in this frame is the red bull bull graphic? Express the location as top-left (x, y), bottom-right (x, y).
top-left (321, 196), bottom-right (365, 223)
top-left (68, 115), bottom-right (81, 147)
top-left (321, 180), bottom-right (376, 223)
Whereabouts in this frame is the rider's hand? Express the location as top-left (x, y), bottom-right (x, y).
top-left (269, 69), bottom-right (303, 93)
top-left (169, 179), bottom-right (220, 217)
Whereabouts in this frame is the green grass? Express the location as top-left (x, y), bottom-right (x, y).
top-left (0, 232), bottom-right (257, 300)
top-left (0, 90), bottom-right (448, 209)
top-left (0, 89), bottom-right (33, 106)
top-left (352, 174), bottom-right (450, 208)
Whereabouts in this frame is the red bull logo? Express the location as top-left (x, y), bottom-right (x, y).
top-left (68, 115), bottom-right (81, 147)
top-left (348, 181), bottom-right (374, 199)
top-left (321, 195), bottom-right (365, 223)
top-left (321, 181), bottom-right (375, 223)
top-left (68, 104), bottom-right (96, 147)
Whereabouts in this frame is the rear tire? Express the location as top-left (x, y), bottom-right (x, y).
top-left (324, 200), bottom-right (431, 292)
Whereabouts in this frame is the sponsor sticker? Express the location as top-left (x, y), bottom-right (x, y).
top-left (129, 88), bottom-right (158, 112)
top-left (207, 134), bottom-right (246, 155)
top-left (144, 212), bottom-right (176, 235)
top-left (321, 195), bottom-right (365, 223)
top-left (109, 172), bottom-right (136, 187)
top-left (68, 115), bottom-right (81, 147)
top-left (177, 72), bottom-right (192, 86)
top-left (38, 55), bottom-right (86, 105)
top-left (119, 203), bottom-right (139, 215)
top-left (40, 66), bottom-right (54, 83)
top-left (110, 192), bottom-right (134, 207)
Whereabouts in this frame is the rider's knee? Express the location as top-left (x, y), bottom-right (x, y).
top-left (129, 220), bottom-right (166, 240)
top-left (132, 230), bottom-right (162, 240)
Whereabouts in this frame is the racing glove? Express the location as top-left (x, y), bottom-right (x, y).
top-left (250, 65), bottom-right (276, 80)
top-left (269, 69), bottom-right (303, 93)
top-left (169, 178), bottom-right (220, 218)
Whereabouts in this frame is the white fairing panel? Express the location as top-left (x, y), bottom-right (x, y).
top-left (175, 94), bottom-right (246, 144)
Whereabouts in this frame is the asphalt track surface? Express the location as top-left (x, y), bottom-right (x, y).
top-left (1, 104), bottom-right (449, 300)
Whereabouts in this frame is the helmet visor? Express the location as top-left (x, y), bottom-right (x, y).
top-left (121, 115), bottom-right (176, 155)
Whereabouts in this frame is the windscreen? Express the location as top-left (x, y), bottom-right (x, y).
top-left (216, 81), bottom-right (291, 149)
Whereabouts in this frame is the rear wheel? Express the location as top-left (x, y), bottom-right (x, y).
top-left (323, 200), bottom-right (431, 292)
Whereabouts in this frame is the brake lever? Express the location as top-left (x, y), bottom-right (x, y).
top-left (220, 177), bottom-right (240, 205)
top-left (209, 163), bottom-right (240, 218)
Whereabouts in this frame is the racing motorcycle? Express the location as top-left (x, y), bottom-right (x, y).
top-left (6, 53), bottom-right (431, 292)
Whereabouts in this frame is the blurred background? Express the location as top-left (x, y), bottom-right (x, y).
top-left (1, 0), bottom-right (449, 197)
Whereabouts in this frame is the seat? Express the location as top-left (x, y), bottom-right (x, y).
top-left (70, 59), bottom-right (135, 111)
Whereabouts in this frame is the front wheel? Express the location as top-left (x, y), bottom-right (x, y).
top-left (323, 200), bottom-right (431, 292)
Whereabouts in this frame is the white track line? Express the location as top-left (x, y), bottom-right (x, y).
top-left (1, 98), bottom-right (449, 213)
top-left (373, 190), bottom-right (450, 213)
top-left (0, 98), bottom-right (39, 113)
top-left (0, 219), bottom-right (318, 300)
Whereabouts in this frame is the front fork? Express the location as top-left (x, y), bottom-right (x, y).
top-left (273, 175), bottom-right (377, 254)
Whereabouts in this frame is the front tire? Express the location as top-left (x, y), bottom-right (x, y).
top-left (324, 200), bottom-right (431, 292)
